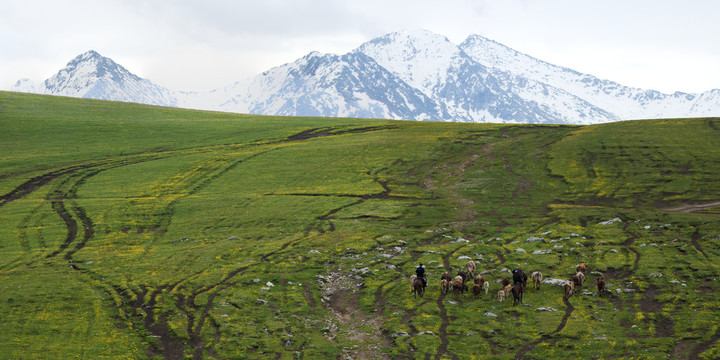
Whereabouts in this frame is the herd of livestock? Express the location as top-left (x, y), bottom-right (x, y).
top-left (410, 261), bottom-right (606, 305)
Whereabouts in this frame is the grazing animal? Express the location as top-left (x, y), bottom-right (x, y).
top-left (502, 277), bottom-right (511, 287)
top-left (511, 283), bottom-right (524, 305)
top-left (483, 281), bottom-right (490, 295)
top-left (410, 275), bottom-right (417, 292)
top-left (503, 284), bottom-right (512, 297)
top-left (572, 271), bottom-right (585, 289)
top-left (440, 279), bottom-right (449, 295)
top-left (531, 271), bottom-right (543, 290)
top-left (597, 277), bottom-right (606, 296)
top-left (457, 270), bottom-right (469, 283)
top-left (498, 289), bottom-right (506, 302)
top-left (440, 271), bottom-right (453, 283)
top-left (577, 262), bottom-right (588, 274)
top-left (411, 276), bottom-right (425, 298)
top-left (473, 283), bottom-right (482, 298)
top-left (474, 274), bottom-right (485, 285)
top-left (452, 279), bottom-right (467, 295)
top-left (563, 281), bottom-right (575, 299)
top-left (465, 260), bottom-right (477, 278)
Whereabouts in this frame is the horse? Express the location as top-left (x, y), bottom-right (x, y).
top-left (511, 283), bottom-right (524, 305)
top-left (512, 268), bottom-right (527, 288)
top-left (411, 275), bottom-right (425, 298)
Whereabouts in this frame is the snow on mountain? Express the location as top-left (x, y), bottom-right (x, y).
top-left (356, 29), bottom-right (617, 124)
top-left (214, 50), bottom-right (450, 121)
top-left (459, 34), bottom-right (720, 120)
top-left (11, 31), bottom-right (719, 124)
top-left (13, 50), bottom-right (178, 107)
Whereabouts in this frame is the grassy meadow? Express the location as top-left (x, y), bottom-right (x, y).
top-left (1, 91), bottom-right (719, 359)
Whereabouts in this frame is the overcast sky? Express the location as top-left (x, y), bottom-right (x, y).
top-left (2, 0), bottom-right (718, 93)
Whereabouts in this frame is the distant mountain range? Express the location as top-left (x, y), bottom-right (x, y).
top-left (12, 29), bottom-right (720, 124)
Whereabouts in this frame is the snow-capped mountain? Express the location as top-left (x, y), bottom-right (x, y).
top-left (13, 51), bottom-right (178, 107)
top-left (356, 30), bottom-right (617, 124)
top-left (11, 30), bottom-right (720, 124)
top-left (459, 34), bottom-right (720, 120)
top-left (209, 50), bottom-right (451, 121)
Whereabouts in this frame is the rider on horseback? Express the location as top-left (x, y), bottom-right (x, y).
top-left (416, 263), bottom-right (427, 287)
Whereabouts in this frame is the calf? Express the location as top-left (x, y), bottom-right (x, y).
top-left (473, 283), bottom-right (482, 298)
top-left (474, 274), bottom-right (485, 285)
top-left (497, 289), bottom-right (506, 302)
top-left (503, 284), bottom-right (512, 297)
top-left (597, 277), bottom-right (606, 296)
top-left (531, 271), bottom-right (543, 290)
top-left (563, 281), bottom-right (575, 299)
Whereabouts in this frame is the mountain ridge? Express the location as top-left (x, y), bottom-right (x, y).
top-left (12, 29), bottom-right (719, 124)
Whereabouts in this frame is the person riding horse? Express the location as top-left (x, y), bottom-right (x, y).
top-left (512, 268), bottom-right (527, 289)
top-left (416, 263), bottom-right (427, 287)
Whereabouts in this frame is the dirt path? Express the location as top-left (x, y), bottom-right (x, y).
top-left (662, 200), bottom-right (720, 213)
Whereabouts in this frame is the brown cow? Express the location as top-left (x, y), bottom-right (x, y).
top-left (440, 271), bottom-right (453, 283)
top-left (473, 283), bottom-right (482, 298)
top-left (451, 279), bottom-right (467, 295)
top-left (465, 260), bottom-right (477, 279)
top-left (571, 272), bottom-right (585, 290)
top-left (577, 262), bottom-right (588, 274)
top-left (474, 274), bottom-right (485, 285)
top-left (597, 277), bottom-right (606, 296)
top-left (440, 279), bottom-right (449, 294)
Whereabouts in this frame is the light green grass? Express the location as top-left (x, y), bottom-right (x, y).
top-left (1, 91), bottom-right (719, 359)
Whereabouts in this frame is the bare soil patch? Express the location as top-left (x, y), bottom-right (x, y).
top-left (662, 200), bottom-right (720, 213)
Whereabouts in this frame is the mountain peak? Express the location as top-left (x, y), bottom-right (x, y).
top-left (12, 31), bottom-right (720, 123)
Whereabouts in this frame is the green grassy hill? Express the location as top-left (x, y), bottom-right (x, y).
top-left (1, 91), bottom-right (719, 359)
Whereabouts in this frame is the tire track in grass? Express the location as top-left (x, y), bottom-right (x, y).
top-left (3, 148), bottom-right (286, 358)
top-left (434, 243), bottom-right (469, 360)
top-left (514, 297), bottom-right (576, 359)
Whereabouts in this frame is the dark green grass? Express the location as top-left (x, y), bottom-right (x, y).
top-left (1, 91), bottom-right (719, 359)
